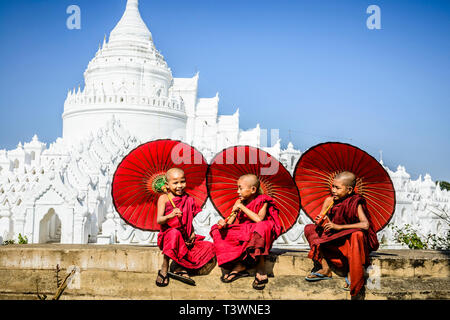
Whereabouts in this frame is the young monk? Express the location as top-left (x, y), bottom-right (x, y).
top-left (210, 174), bottom-right (282, 290)
top-left (303, 171), bottom-right (379, 297)
top-left (155, 168), bottom-right (215, 287)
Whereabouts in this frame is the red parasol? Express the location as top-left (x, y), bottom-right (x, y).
top-left (112, 139), bottom-right (208, 231)
top-left (293, 142), bottom-right (395, 232)
top-left (207, 145), bottom-right (300, 234)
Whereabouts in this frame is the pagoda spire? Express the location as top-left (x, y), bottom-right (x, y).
top-left (109, 0), bottom-right (152, 43)
top-left (127, 0), bottom-right (139, 8)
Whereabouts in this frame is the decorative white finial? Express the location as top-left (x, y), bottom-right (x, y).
top-left (109, 0), bottom-right (151, 43)
top-left (127, 0), bottom-right (139, 8)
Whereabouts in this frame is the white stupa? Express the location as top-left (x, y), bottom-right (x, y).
top-left (62, 0), bottom-right (259, 153)
top-left (63, 0), bottom-right (186, 144)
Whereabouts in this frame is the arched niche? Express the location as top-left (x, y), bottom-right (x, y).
top-left (39, 208), bottom-right (62, 243)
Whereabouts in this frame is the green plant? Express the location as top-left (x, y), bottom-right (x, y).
top-left (2, 234), bottom-right (28, 245)
top-left (391, 224), bottom-right (427, 249)
top-left (18, 233), bottom-right (28, 244)
top-left (438, 180), bottom-right (450, 191)
top-left (425, 231), bottom-right (450, 250)
top-left (391, 224), bottom-right (450, 250)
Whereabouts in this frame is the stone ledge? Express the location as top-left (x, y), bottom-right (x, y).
top-left (0, 245), bottom-right (449, 300)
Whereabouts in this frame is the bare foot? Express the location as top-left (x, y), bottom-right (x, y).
top-left (256, 272), bottom-right (268, 282)
top-left (305, 268), bottom-right (333, 281)
top-left (156, 269), bottom-right (169, 286)
top-left (223, 263), bottom-right (247, 281)
top-left (312, 268), bottom-right (332, 277)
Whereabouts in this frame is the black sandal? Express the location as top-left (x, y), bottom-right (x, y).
top-left (168, 270), bottom-right (196, 286)
top-left (252, 276), bottom-right (268, 290)
top-left (220, 273), bottom-right (230, 283)
top-left (155, 270), bottom-right (169, 287)
top-left (221, 270), bottom-right (250, 283)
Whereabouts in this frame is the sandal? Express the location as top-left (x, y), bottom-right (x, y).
top-left (305, 272), bottom-right (332, 282)
top-left (342, 276), bottom-right (350, 291)
top-left (221, 270), bottom-right (250, 283)
top-left (220, 273), bottom-right (230, 283)
top-left (168, 270), bottom-right (196, 286)
top-left (252, 276), bottom-right (268, 290)
top-left (155, 270), bottom-right (169, 287)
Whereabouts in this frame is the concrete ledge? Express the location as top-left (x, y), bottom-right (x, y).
top-left (0, 245), bottom-right (449, 300)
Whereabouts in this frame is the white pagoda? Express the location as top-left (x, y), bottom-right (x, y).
top-left (62, 0), bottom-right (258, 154)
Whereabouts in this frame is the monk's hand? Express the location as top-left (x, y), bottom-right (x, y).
top-left (314, 215), bottom-right (322, 224)
top-left (171, 208), bottom-right (182, 218)
top-left (186, 232), bottom-right (195, 247)
top-left (232, 199), bottom-right (242, 213)
top-left (323, 221), bottom-right (340, 231)
top-left (217, 219), bottom-right (227, 228)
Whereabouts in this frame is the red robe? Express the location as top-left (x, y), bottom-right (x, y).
top-left (304, 193), bottom-right (379, 296)
top-left (157, 193), bottom-right (215, 270)
top-left (210, 194), bottom-right (282, 267)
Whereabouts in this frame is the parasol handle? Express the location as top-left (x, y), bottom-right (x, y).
top-left (161, 185), bottom-right (177, 209)
top-left (316, 199), bottom-right (334, 226)
top-left (161, 186), bottom-right (182, 225)
top-left (218, 209), bottom-right (240, 229)
top-left (167, 193), bottom-right (177, 209)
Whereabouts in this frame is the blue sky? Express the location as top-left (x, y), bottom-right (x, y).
top-left (0, 0), bottom-right (449, 181)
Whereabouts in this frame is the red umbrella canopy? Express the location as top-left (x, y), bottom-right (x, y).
top-left (293, 142), bottom-right (395, 232)
top-left (207, 145), bottom-right (300, 234)
top-left (112, 139), bottom-right (208, 231)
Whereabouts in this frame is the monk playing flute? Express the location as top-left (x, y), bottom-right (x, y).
top-left (155, 168), bottom-right (215, 287)
top-left (304, 171), bottom-right (379, 297)
top-left (210, 174), bottom-right (282, 290)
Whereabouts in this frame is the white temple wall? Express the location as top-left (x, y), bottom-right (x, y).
top-left (172, 76), bottom-right (199, 144)
top-left (0, 209), bottom-right (13, 242)
top-left (1, 125), bottom-right (449, 248)
top-left (63, 110), bottom-right (187, 144)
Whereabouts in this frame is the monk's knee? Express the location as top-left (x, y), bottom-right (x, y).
top-left (166, 228), bottom-right (183, 238)
top-left (352, 231), bottom-right (365, 240)
top-left (304, 224), bottom-right (315, 233)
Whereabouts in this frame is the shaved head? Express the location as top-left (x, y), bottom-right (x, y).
top-left (165, 168), bottom-right (185, 182)
top-left (238, 174), bottom-right (260, 189)
top-left (334, 171), bottom-right (356, 188)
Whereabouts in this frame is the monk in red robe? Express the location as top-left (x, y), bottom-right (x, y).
top-left (155, 168), bottom-right (215, 287)
top-left (210, 174), bottom-right (282, 290)
top-left (304, 171), bottom-right (379, 297)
